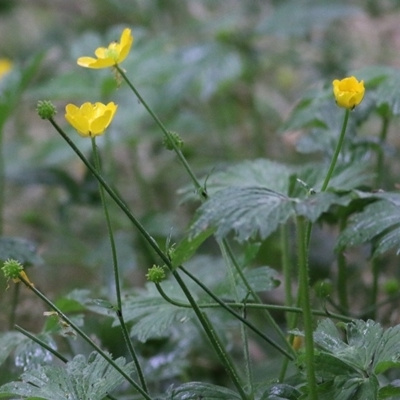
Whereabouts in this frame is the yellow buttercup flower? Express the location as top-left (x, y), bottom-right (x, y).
top-left (0, 58), bottom-right (12, 80)
top-left (332, 76), bottom-right (365, 109)
top-left (77, 28), bottom-right (133, 69)
top-left (65, 102), bottom-right (118, 137)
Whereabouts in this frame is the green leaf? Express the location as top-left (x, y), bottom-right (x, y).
top-left (238, 266), bottom-right (280, 297)
top-left (0, 352), bottom-right (133, 400)
top-left (379, 381), bottom-right (400, 399)
top-left (260, 383), bottom-right (301, 399)
top-left (171, 226), bottom-right (215, 268)
top-left (312, 319), bottom-right (400, 380)
top-left (373, 324), bottom-right (400, 374)
top-left (166, 382), bottom-right (241, 399)
top-left (123, 283), bottom-right (193, 342)
top-left (337, 200), bottom-right (400, 256)
top-left (0, 237), bottom-right (43, 266)
top-left (0, 331), bottom-right (25, 367)
top-left (190, 186), bottom-right (293, 243)
top-left (316, 374), bottom-right (378, 400)
top-left (294, 192), bottom-right (352, 222)
top-left (356, 66), bottom-right (400, 116)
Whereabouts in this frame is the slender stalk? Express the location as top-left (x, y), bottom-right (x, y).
top-left (321, 109), bottom-right (350, 192)
top-left (17, 274), bottom-right (151, 400)
top-left (50, 118), bottom-right (246, 399)
top-left (155, 282), bottom-right (353, 322)
top-left (375, 115), bottom-right (389, 188)
top-left (171, 270), bottom-right (248, 399)
top-left (370, 115), bottom-right (390, 318)
top-left (91, 138), bottom-right (148, 393)
top-left (280, 224), bottom-right (293, 326)
top-left (337, 217), bottom-right (349, 313)
top-left (115, 65), bottom-right (204, 196)
top-left (9, 283), bottom-right (20, 329)
top-left (219, 240), bottom-right (254, 397)
top-left (179, 266), bottom-right (295, 360)
top-left (15, 325), bottom-right (118, 400)
top-left (15, 324), bottom-right (69, 363)
top-left (296, 216), bottom-right (317, 399)
top-left (0, 126), bottom-right (4, 235)
top-left (223, 240), bottom-right (292, 352)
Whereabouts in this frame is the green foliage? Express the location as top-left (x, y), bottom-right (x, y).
top-left (4, 2), bottom-right (400, 399)
top-left (0, 352), bottom-right (133, 400)
top-left (165, 382), bottom-right (242, 399)
top-left (295, 319), bottom-right (400, 399)
top-left (337, 198), bottom-right (400, 257)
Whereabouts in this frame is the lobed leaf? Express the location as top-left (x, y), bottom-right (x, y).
top-left (165, 382), bottom-right (241, 399)
top-left (0, 352), bottom-right (133, 400)
top-left (337, 200), bottom-right (400, 256)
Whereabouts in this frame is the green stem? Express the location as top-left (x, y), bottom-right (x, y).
top-left (223, 240), bottom-right (292, 353)
top-left (155, 283), bottom-right (352, 321)
top-left (9, 283), bottom-right (20, 329)
top-left (219, 240), bottom-right (253, 397)
top-left (171, 270), bottom-right (248, 400)
top-left (337, 217), bottom-right (349, 313)
top-left (375, 115), bottom-right (389, 188)
top-left (280, 224), bottom-right (293, 326)
top-left (115, 65), bottom-right (205, 196)
top-left (50, 118), bottom-right (246, 399)
top-left (0, 126), bottom-right (4, 236)
top-left (15, 325), bottom-right (118, 400)
top-left (179, 266), bottom-right (295, 360)
top-left (91, 138), bottom-right (148, 394)
top-left (321, 109), bottom-right (350, 192)
top-left (278, 223), bottom-right (295, 382)
top-left (17, 274), bottom-right (151, 400)
top-left (370, 258), bottom-right (379, 320)
top-left (296, 216), bottom-right (318, 399)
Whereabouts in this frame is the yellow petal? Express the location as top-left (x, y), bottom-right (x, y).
top-left (90, 112), bottom-right (112, 136)
top-left (332, 76), bottom-right (365, 109)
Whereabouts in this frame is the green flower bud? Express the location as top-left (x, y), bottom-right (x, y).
top-left (37, 100), bottom-right (57, 120)
top-left (163, 131), bottom-right (184, 151)
top-left (314, 279), bottom-right (333, 298)
top-left (2, 258), bottom-right (23, 280)
top-left (383, 278), bottom-right (400, 296)
top-left (146, 265), bottom-right (166, 283)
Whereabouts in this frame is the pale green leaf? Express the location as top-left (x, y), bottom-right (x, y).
top-left (337, 200), bottom-right (400, 256)
top-left (0, 352), bottom-right (133, 400)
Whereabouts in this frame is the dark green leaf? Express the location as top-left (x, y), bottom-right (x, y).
top-left (166, 382), bottom-right (241, 399)
top-left (379, 381), bottom-right (400, 399)
top-left (260, 383), bottom-right (301, 400)
top-left (171, 226), bottom-right (215, 268)
top-left (190, 186), bottom-right (293, 243)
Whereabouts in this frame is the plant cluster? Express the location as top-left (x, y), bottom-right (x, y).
top-left (1, 3), bottom-right (400, 399)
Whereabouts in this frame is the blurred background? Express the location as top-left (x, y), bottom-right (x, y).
top-left (1, 0), bottom-right (400, 391)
